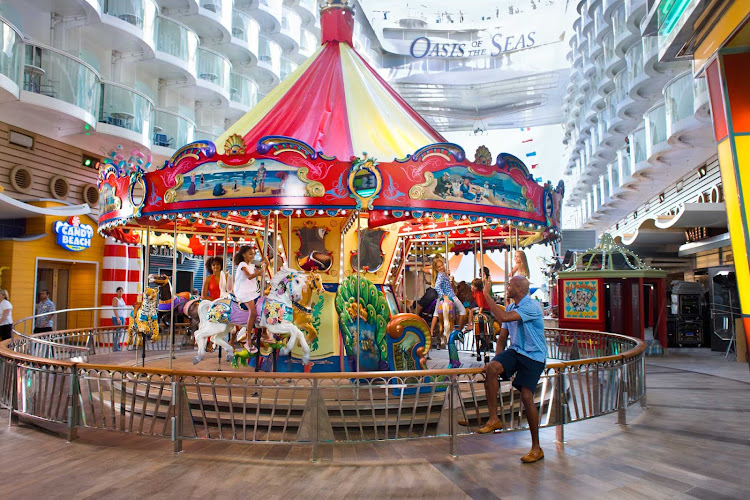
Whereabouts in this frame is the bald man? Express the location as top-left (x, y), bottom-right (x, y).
top-left (466, 275), bottom-right (546, 463)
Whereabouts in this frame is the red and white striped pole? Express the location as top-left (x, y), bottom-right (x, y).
top-left (101, 241), bottom-right (142, 326)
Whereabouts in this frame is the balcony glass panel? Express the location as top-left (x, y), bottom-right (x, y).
top-left (298, 0), bottom-right (317, 14)
top-left (693, 75), bottom-right (708, 114)
top-left (613, 69), bottom-right (629, 104)
top-left (0, 18), bottom-right (22, 85)
top-left (664, 72), bottom-right (694, 135)
top-left (23, 45), bottom-right (100, 118)
top-left (103, 0), bottom-right (158, 43)
top-left (258, 0), bottom-right (283, 18)
top-left (232, 10), bottom-right (260, 54)
top-left (594, 6), bottom-right (605, 38)
top-left (280, 58), bottom-right (297, 81)
top-left (200, 0), bottom-right (222, 15)
top-left (156, 16), bottom-right (198, 70)
top-left (608, 161), bottom-right (619, 190)
top-left (197, 48), bottom-right (231, 91)
top-left (602, 32), bottom-right (615, 68)
top-left (258, 36), bottom-right (281, 76)
top-left (153, 109), bottom-right (195, 149)
top-left (194, 130), bottom-right (218, 142)
top-left (625, 41), bottom-right (643, 80)
top-left (612, 5), bottom-right (627, 45)
top-left (642, 35), bottom-right (658, 61)
top-left (299, 29), bottom-right (317, 57)
top-left (230, 72), bottom-right (258, 108)
top-left (281, 7), bottom-right (302, 44)
top-left (618, 146), bottom-right (631, 179)
top-left (645, 103), bottom-right (667, 153)
top-left (99, 82), bottom-right (153, 134)
top-left (629, 126), bottom-right (647, 169)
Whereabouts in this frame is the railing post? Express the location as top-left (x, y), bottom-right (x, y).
top-left (172, 378), bottom-right (183, 453)
top-left (8, 360), bottom-right (18, 427)
top-left (639, 356), bottom-right (648, 409)
top-left (312, 378), bottom-right (319, 462)
top-left (555, 368), bottom-right (565, 444)
top-left (449, 374), bottom-right (457, 457)
top-left (617, 363), bottom-right (627, 426)
top-left (66, 366), bottom-right (79, 442)
top-left (593, 363), bottom-right (600, 416)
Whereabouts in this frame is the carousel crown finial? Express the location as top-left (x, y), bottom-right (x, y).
top-left (320, 0), bottom-right (354, 45)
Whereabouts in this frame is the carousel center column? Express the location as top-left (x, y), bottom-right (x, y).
top-left (705, 48), bottom-right (750, 364)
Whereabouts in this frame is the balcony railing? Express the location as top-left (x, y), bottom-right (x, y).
top-left (602, 32), bottom-right (616, 68)
top-left (99, 82), bottom-right (154, 135)
top-left (279, 58), bottom-right (297, 81)
top-left (629, 125), bottom-right (647, 170)
top-left (625, 40), bottom-right (643, 81)
top-left (618, 146), bottom-right (632, 180)
top-left (299, 28), bottom-right (318, 57)
top-left (693, 75), bottom-right (708, 115)
top-left (612, 4), bottom-right (630, 48)
top-left (230, 72), bottom-right (258, 108)
top-left (155, 16), bottom-right (199, 71)
top-left (613, 68), bottom-right (629, 103)
top-left (22, 44), bottom-right (100, 119)
top-left (194, 129), bottom-right (219, 142)
top-left (664, 71), bottom-right (695, 136)
top-left (152, 109), bottom-right (195, 149)
top-left (197, 48), bottom-right (231, 92)
top-left (232, 9), bottom-right (260, 54)
top-left (642, 35), bottom-right (658, 63)
top-left (0, 17), bottom-right (22, 87)
top-left (608, 161), bottom-right (620, 191)
top-left (645, 102), bottom-right (667, 156)
top-left (258, 0), bottom-right (284, 19)
top-left (280, 6), bottom-right (302, 45)
top-left (258, 36), bottom-right (282, 77)
top-left (102, 0), bottom-right (158, 45)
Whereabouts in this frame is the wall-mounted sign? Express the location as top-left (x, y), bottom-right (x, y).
top-left (54, 216), bottom-right (94, 252)
top-left (409, 32), bottom-right (537, 59)
top-left (561, 279), bottom-right (600, 320)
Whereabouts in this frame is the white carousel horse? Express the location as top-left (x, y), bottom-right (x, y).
top-left (192, 267), bottom-right (316, 365)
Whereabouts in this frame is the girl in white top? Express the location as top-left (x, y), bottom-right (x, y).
top-left (0, 289), bottom-right (14, 341)
top-left (233, 245), bottom-right (265, 334)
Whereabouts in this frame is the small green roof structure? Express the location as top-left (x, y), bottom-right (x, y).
top-left (559, 233), bottom-right (666, 279)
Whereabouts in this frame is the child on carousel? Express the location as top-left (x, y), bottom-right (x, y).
top-left (429, 256), bottom-right (467, 348)
top-left (233, 245), bottom-right (269, 344)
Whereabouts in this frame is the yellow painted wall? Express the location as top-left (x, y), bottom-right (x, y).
top-left (0, 201), bottom-right (105, 328)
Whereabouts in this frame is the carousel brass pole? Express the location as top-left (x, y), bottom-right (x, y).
top-left (444, 232), bottom-right (449, 275)
top-left (141, 229), bottom-right (151, 365)
top-left (218, 225), bottom-right (229, 370)
top-left (479, 227), bottom-right (485, 281)
top-left (505, 222), bottom-right (511, 299)
top-left (256, 215), bottom-right (270, 373)
top-left (287, 214), bottom-right (292, 266)
top-left (355, 211), bottom-right (361, 372)
top-left (412, 240), bottom-right (418, 311)
top-left (169, 223), bottom-right (177, 369)
top-left (402, 237), bottom-right (407, 311)
top-left (474, 239), bottom-right (478, 279)
top-left (273, 212), bottom-right (279, 272)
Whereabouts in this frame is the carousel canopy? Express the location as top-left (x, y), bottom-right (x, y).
top-left (216, 3), bottom-right (445, 161)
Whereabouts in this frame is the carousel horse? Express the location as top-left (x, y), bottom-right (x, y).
top-left (193, 267), bottom-right (320, 366)
top-left (148, 274), bottom-right (193, 328)
top-left (127, 287), bottom-right (160, 347)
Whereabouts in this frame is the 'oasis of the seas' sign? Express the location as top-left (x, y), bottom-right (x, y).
top-left (409, 32), bottom-right (537, 58)
top-left (54, 216), bottom-right (94, 251)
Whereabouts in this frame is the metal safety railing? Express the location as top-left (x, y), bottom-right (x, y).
top-left (0, 321), bottom-right (646, 460)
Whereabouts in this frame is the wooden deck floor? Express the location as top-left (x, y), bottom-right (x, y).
top-left (1, 349), bottom-right (749, 499)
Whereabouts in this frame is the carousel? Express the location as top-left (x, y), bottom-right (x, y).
top-left (97, 0), bottom-right (564, 374)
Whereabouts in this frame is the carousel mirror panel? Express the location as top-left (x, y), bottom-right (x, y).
top-left (352, 228), bottom-right (386, 272)
top-left (295, 223), bottom-right (333, 272)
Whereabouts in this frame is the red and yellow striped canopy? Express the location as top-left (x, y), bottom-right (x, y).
top-left (217, 9), bottom-right (445, 161)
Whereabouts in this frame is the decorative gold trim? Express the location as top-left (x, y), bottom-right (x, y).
top-left (273, 147), bottom-right (308, 158)
top-left (297, 167), bottom-right (325, 197)
top-left (408, 172), bottom-right (434, 200)
top-left (164, 174), bottom-right (184, 204)
top-left (216, 159), bottom-right (255, 169)
top-left (347, 160), bottom-right (382, 210)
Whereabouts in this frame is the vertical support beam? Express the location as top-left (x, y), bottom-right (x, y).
top-left (169, 223), bottom-right (178, 369)
top-left (479, 228), bottom-right (485, 280)
top-left (8, 360), bottom-right (18, 427)
top-left (287, 214), bottom-right (292, 266)
top-left (355, 212), bottom-right (361, 372)
top-left (273, 212), bottom-right (279, 272)
top-left (402, 237), bottom-right (407, 311)
top-left (638, 277), bottom-right (645, 340)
